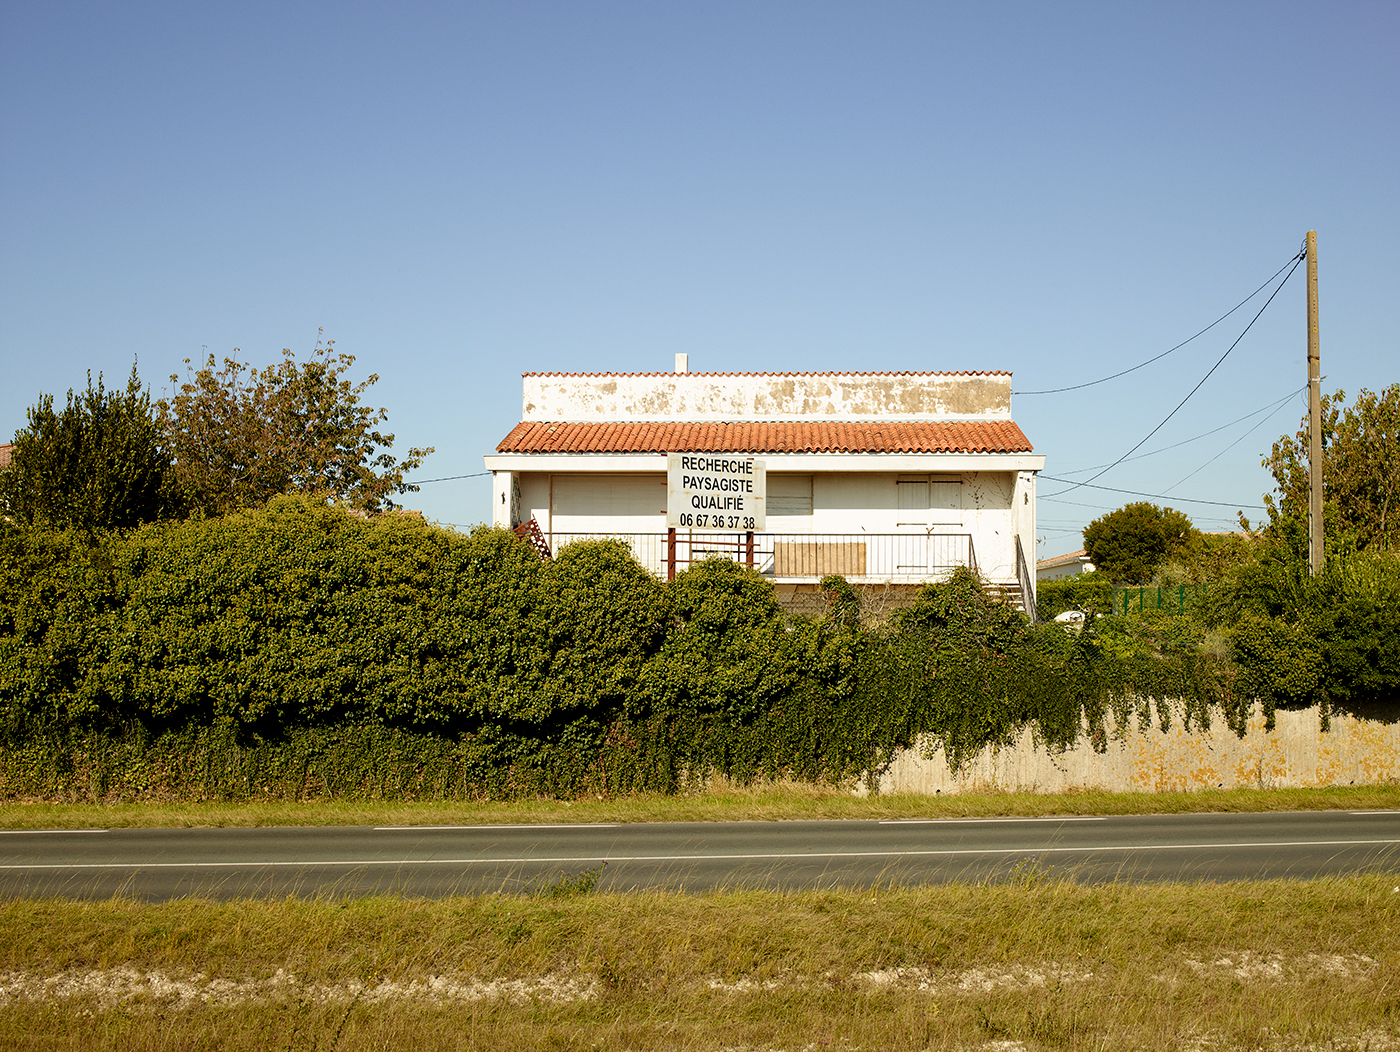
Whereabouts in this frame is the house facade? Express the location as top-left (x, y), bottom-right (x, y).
top-left (1036, 548), bottom-right (1096, 583)
top-left (484, 361), bottom-right (1044, 612)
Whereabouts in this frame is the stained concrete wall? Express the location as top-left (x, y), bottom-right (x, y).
top-left (522, 372), bottom-right (1013, 422)
top-left (871, 706), bottom-right (1400, 795)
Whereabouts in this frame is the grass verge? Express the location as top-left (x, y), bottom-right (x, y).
top-left (1, 875), bottom-right (1398, 1050)
top-left (0, 782), bottom-right (1397, 829)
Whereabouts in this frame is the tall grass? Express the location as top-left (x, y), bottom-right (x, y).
top-left (2, 877), bottom-right (1397, 1050)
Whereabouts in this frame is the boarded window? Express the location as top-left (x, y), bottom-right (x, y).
top-left (773, 541), bottom-right (866, 577)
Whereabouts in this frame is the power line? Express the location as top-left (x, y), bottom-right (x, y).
top-left (1014, 250), bottom-right (1306, 396)
top-left (1043, 251), bottom-right (1305, 501)
top-left (1050, 386), bottom-right (1305, 477)
top-left (1162, 388), bottom-right (1305, 494)
top-left (405, 471), bottom-right (491, 485)
top-left (1041, 494), bottom-right (1240, 525)
top-left (1040, 475), bottom-right (1264, 509)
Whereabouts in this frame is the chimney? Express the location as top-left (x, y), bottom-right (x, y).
top-left (674, 353), bottom-right (688, 374)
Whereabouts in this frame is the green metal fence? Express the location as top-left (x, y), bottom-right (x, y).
top-left (1114, 582), bottom-right (1209, 616)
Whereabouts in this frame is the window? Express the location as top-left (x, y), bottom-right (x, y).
top-left (767, 475), bottom-right (813, 532)
top-left (895, 474), bottom-right (962, 528)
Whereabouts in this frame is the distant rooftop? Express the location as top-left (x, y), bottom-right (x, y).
top-left (1037, 549), bottom-right (1089, 571)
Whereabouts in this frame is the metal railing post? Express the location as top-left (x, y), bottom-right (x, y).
top-left (745, 531), bottom-right (754, 568)
top-left (667, 527), bottom-right (676, 582)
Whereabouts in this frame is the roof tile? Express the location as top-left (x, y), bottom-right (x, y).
top-left (496, 421), bottom-right (1033, 454)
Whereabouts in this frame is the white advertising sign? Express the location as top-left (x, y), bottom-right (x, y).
top-left (667, 453), bottom-right (766, 531)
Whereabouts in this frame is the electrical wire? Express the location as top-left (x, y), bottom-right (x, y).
top-left (1043, 251), bottom-right (1305, 501)
top-left (404, 471), bottom-right (491, 485)
top-left (1162, 388), bottom-right (1305, 494)
top-left (1013, 250), bottom-right (1306, 396)
top-left (1050, 386), bottom-right (1305, 477)
top-left (1040, 475), bottom-right (1264, 509)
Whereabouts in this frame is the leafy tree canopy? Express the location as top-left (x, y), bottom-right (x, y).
top-left (0, 365), bottom-right (181, 531)
top-left (1082, 502), bottom-right (1197, 584)
top-left (1260, 384), bottom-right (1400, 552)
top-left (157, 334), bottom-right (433, 515)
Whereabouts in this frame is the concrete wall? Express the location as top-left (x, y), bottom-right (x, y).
top-left (522, 372), bottom-right (1013, 422)
top-left (871, 706), bottom-right (1400, 794)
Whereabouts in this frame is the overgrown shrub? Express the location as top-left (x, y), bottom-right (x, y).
top-left (1035, 571), bottom-right (1112, 621)
top-left (4, 499), bottom-right (1379, 802)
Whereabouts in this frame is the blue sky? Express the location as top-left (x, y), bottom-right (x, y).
top-left (3, 1), bottom-right (1396, 554)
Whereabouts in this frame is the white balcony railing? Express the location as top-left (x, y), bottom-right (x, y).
top-left (545, 530), bottom-right (978, 582)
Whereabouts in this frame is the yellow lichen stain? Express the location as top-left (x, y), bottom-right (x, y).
top-left (633, 387), bottom-right (678, 416)
top-left (1230, 750), bottom-right (1260, 788)
top-left (762, 380), bottom-right (797, 413)
top-left (888, 704), bottom-right (1398, 795)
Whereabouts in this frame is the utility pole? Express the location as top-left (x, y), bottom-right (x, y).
top-left (1306, 230), bottom-right (1323, 576)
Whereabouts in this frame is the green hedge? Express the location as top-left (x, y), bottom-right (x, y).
top-left (0, 497), bottom-right (1319, 801)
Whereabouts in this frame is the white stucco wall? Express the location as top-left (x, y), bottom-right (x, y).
top-left (522, 372), bottom-right (1013, 422)
top-left (1037, 558), bottom-right (1093, 583)
top-left (500, 467), bottom-right (1026, 584)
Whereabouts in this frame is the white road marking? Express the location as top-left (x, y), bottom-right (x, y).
top-left (879, 817), bottom-right (1107, 824)
top-left (2, 838), bottom-right (1398, 869)
top-left (374, 824), bottom-right (619, 831)
top-left (0, 829), bottom-right (108, 835)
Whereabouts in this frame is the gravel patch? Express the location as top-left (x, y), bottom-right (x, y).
top-left (1181, 952), bottom-right (1377, 983)
top-left (0, 967), bottom-right (598, 1010)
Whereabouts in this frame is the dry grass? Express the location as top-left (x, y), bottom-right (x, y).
top-left (2, 782), bottom-right (1398, 830)
top-left (1, 875), bottom-right (1398, 1049)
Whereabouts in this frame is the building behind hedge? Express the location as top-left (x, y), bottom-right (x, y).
top-left (484, 358), bottom-right (1043, 613)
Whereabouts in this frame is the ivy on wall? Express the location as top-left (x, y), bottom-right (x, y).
top-left (1, 497), bottom-right (1394, 801)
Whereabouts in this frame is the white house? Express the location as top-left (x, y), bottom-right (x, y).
top-left (483, 359), bottom-right (1045, 613)
top-left (1036, 549), bottom-right (1096, 583)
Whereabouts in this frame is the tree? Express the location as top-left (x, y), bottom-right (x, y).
top-left (157, 335), bottom-right (433, 515)
top-left (0, 365), bottom-right (181, 531)
top-left (1082, 502), bottom-right (1197, 584)
top-left (1261, 384), bottom-right (1400, 552)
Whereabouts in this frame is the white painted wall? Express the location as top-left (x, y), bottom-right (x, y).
top-left (522, 371), bottom-right (1012, 422)
top-left (1037, 556), bottom-right (1094, 583)
top-left (500, 467), bottom-right (1025, 585)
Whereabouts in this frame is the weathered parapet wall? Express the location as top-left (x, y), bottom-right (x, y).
top-left (522, 371), bottom-right (1013, 422)
top-left (872, 706), bottom-right (1400, 795)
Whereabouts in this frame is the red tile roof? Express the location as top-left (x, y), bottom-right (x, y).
top-left (1037, 549), bottom-right (1088, 570)
top-left (523, 369), bottom-right (1010, 378)
top-left (497, 421), bottom-right (1033, 454)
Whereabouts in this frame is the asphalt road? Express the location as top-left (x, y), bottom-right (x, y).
top-left (2, 810), bottom-right (1398, 900)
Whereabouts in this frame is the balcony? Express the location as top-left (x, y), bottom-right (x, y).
top-left (545, 530), bottom-right (978, 583)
